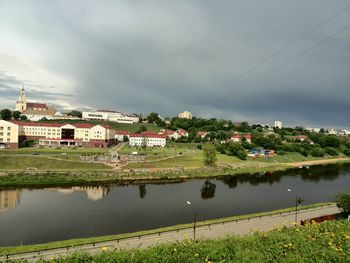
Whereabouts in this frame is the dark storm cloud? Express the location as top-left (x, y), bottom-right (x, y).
top-left (0, 0), bottom-right (349, 127)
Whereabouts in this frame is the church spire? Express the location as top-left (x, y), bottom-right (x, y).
top-left (15, 86), bottom-right (27, 113)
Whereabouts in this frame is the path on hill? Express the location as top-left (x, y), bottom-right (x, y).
top-left (3, 204), bottom-right (340, 262)
top-left (289, 157), bottom-right (350, 167)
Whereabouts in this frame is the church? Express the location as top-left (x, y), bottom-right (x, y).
top-left (15, 87), bottom-right (59, 121)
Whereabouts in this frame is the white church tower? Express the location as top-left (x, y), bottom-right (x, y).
top-left (15, 86), bottom-right (27, 112)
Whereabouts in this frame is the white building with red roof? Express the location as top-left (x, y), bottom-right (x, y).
top-left (129, 132), bottom-right (166, 147)
top-left (7, 121), bottom-right (115, 148)
top-left (229, 133), bottom-right (252, 144)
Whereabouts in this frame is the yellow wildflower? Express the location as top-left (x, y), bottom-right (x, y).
top-left (195, 253), bottom-right (199, 257)
top-left (101, 246), bottom-right (108, 252)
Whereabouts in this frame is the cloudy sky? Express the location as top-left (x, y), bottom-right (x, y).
top-left (0, 0), bottom-right (349, 128)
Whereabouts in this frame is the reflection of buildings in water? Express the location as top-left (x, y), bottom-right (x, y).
top-left (55, 186), bottom-right (110, 201)
top-left (0, 189), bottom-right (22, 213)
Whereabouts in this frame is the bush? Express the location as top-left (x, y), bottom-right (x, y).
top-left (311, 148), bottom-right (325, 157)
top-left (335, 191), bottom-right (350, 213)
top-left (325, 147), bottom-right (338, 156)
top-left (344, 149), bottom-right (350, 157)
top-left (196, 144), bottom-right (202, 150)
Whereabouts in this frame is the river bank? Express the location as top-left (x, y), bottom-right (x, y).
top-left (0, 202), bottom-right (336, 256)
top-left (0, 157), bottom-right (350, 188)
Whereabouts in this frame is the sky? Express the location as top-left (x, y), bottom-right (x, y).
top-left (0, 0), bottom-right (349, 128)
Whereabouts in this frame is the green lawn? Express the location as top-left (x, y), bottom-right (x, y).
top-left (0, 147), bottom-right (108, 155)
top-left (0, 156), bottom-right (109, 171)
top-left (248, 152), bottom-right (332, 163)
top-left (125, 152), bottom-right (242, 169)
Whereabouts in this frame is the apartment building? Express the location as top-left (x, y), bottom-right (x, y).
top-left (129, 133), bottom-right (166, 147)
top-left (0, 120), bottom-right (19, 149)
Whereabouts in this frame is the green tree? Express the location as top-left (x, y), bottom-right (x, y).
top-left (147, 112), bottom-right (161, 123)
top-left (202, 143), bottom-right (217, 166)
top-left (20, 115), bottom-right (28, 120)
top-left (137, 124), bottom-right (147, 133)
top-left (335, 191), bottom-right (350, 213)
top-left (67, 110), bottom-right (82, 118)
top-left (0, 109), bottom-right (12, 120)
top-left (12, 110), bottom-right (21, 120)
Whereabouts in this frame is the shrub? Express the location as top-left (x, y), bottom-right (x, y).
top-left (344, 149), bottom-right (350, 157)
top-left (325, 147), bottom-right (338, 156)
top-left (311, 148), bottom-right (324, 157)
top-left (335, 191), bottom-right (350, 213)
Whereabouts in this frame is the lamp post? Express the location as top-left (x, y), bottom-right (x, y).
top-left (186, 201), bottom-right (197, 241)
top-left (287, 188), bottom-right (299, 224)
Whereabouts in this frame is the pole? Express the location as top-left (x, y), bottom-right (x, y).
top-left (194, 211), bottom-right (197, 242)
top-left (295, 195), bottom-right (298, 224)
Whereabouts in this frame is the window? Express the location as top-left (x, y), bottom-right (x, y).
top-left (7, 133), bottom-right (10, 136)
top-left (7, 138), bottom-right (10, 142)
top-left (7, 127), bottom-right (11, 131)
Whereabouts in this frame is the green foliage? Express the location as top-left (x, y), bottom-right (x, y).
top-left (335, 191), bottom-right (350, 213)
top-left (325, 147), bottom-right (339, 156)
top-left (123, 135), bottom-right (129, 142)
top-left (20, 115), bottom-right (28, 120)
top-left (344, 149), bottom-right (350, 157)
top-left (67, 110), bottom-right (82, 118)
top-left (202, 143), bottom-right (217, 166)
top-left (311, 148), bottom-right (325, 157)
top-left (0, 108), bottom-right (12, 120)
top-left (37, 220), bottom-right (350, 263)
top-left (12, 110), bottom-right (21, 120)
top-left (136, 124), bottom-right (147, 133)
top-left (219, 142), bottom-right (247, 160)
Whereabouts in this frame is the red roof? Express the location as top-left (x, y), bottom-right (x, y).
top-left (231, 135), bottom-right (241, 139)
top-left (115, 130), bottom-right (130, 135)
top-left (245, 134), bottom-right (252, 139)
top-left (73, 123), bottom-right (94, 128)
top-left (10, 121), bottom-right (62, 127)
top-left (27, 102), bottom-right (47, 108)
top-left (197, 131), bottom-right (207, 136)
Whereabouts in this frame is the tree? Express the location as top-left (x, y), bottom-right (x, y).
top-left (202, 143), bottom-right (217, 166)
top-left (335, 191), bottom-right (350, 213)
top-left (20, 115), bottom-right (28, 120)
top-left (137, 124), bottom-right (147, 133)
top-left (12, 111), bottom-right (21, 120)
top-left (123, 135), bottom-right (129, 142)
top-left (67, 110), bottom-right (82, 118)
top-left (147, 112), bottom-right (161, 123)
top-left (0, 109), bottom-right (12, 120)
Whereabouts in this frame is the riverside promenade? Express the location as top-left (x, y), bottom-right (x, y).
top-left (4, 204), bottom-right (340, 262)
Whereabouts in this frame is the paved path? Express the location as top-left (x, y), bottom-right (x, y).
top-left (4, 205), bottom-right (340, 262)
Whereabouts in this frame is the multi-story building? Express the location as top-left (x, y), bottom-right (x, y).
top-left (178, 111), bottom-right (192, 119)
top-left (115, 130), bottom-right (130, 141)
top-left (0, 120), bottom-right (115, 148)
top-left (129, 133), bottom-right (166, 147)
top-left (0, 120), bottom-right (19, 149)
top-left (274, 121), bottom-right (283, 129)
top-left (82, 110), bottom-right (139, 123)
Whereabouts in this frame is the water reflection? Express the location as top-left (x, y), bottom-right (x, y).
top-left (139, 184), bottom-right (147, 199)
top-left (0, 189), bottom-right (22, 213)
top-left (221, 164), bottom-right (345, 190)
top-left (52, 186), bottom-right (111, 201)
top-left (201, 180), bottom-right (217, 199)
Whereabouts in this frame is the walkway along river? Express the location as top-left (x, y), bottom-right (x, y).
top-left (0, 163), bottom-right (349, 246)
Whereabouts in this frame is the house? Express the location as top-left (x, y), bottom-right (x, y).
top-left (129, 133), bottom-right (166, 147)
top-left (228, 133), bottom-right (252, 144)
top-left (197, 131), bottom-right (208, 139)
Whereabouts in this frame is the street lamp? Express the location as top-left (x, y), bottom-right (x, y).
top-left (287, 188), bottom-right (300, 224)
top-left (186, 201), bottom-right (197, 241)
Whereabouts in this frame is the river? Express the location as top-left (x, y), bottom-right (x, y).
top-left (0, 163), bottom-right (349, 246)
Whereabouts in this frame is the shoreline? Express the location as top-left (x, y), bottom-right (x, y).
top-left (0, 202), bottom-right (336, 255)
top-left (0, 157), bottom-right (349, 188)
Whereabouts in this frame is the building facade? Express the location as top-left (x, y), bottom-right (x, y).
top-left (129, 133), bottom-right (166, 147)
top-left (178, 111), bottom-right (192, 119)
top-left (274, 121), bottom-right (283, 129)
top-left (82, 110), bottom-right (139, 123)
top-left (0, 120), bottom-right (19, 149)
top-left (5, 121), bottom-right (115, 148)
